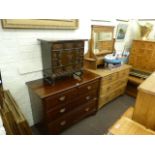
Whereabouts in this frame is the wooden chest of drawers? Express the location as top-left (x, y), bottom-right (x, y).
top-left (27, 70), bottom-right (101, 134)
top-left (87, 64), bottom-right (131, 109)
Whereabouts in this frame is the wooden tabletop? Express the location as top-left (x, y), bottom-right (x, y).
top-left (138, 72), bottom-right (155, 95)
top-left (26, 70), bottom-right (101, 98)
top-left (86, 64), bottom-right (131, 77)
top-left (109, 116), bottom-right (155, 135)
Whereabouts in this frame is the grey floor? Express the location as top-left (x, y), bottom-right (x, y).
top-left (32, 94), bottom-right (135, 135)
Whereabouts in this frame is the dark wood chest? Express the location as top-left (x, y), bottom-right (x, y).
top-left (39, 39), bottom-right (87, 83)
top-left (27, 70), bottom-right (101, 134)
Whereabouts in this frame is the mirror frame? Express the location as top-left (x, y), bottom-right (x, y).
top-left (91, 25), bottom-right (115, 54)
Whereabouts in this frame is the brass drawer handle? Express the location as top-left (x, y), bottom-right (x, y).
top-left (85, 107), bottom-right (90, 112)
top-left (59, 96), bottom-right (66, 101)
top-left (94, 97), bottom-right (97, 101)
top-left (87, 86), bottom-right (92, 90)
top-left (86, 96), bottom-right (90, 100)
top-left (60, 108), bottom-right (66, 113)
top-left (60, 121), bottom-right (66, 126)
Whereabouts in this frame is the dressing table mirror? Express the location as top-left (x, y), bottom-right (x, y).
top-left (84, 25), bottom-right (115, 69)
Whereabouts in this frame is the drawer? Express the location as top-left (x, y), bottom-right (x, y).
top-left (47, 100), bottom-right (97, 134)
top-left (44, 88), bottom-right (77, 110)
top-left (45, 103), bottom-right (71, 122)
top-left (45, 90), bottom-right (97, 122)
top-left (99, 95), bottom-right (111, 108)
top-left (74, 90), bottom-right (98, 107)
top-left (100, 78), bottom-right (127, 95)
top-left (101, 73), bottom-right (118, 85)
top-left (52, 43), bottom-right (63, 50)
top-left (99, 86), bottom-right (126, 109)
top-left (64, 42), bottom-right (74, 49)
top-left (74, 41), bottom-right (84, 48)
top-left (77, 80), bottom-right (99, 95)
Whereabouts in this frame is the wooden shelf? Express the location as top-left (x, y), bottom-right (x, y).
top-left (84, 58), bottom-right (96, 62)
top-left (128, 76), bottom-right (144, 85)
top-left (95, 50), bottom-right (112, 56)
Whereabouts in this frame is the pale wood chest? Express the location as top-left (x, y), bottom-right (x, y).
top-left (87, 64), bottom-right (131, 109)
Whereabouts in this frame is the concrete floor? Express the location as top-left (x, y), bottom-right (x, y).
top-left (32, 94), bottom-right (135, 135)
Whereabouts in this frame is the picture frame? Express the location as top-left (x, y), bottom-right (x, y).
top-left (116, 23), bottom-right (128, 41)
top-left (1, 19), bottom-right (79, 30)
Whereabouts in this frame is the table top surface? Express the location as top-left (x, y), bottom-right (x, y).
top-left (86, 64), bottom-right (131, 77)
top-left (26, 70), bottom-right (101, 98)
top-left (138, 72), bottom-right (155, 95)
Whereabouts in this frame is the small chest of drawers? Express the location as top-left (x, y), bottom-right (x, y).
top-left (27, 70), bottom-right (101, 134)
top-left (87, 64), bottom-right (131, 109)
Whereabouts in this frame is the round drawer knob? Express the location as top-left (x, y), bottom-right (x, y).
top-left (94, 97), bottom-right (97, 101)
top-left (60, 121), bottom-right (66, 126)
top-left (60, 108), bottom-right (66, 113)
top-left (85, 107), bottom-right (90, 112)
top-left (86, 96), bottom-right (90, 100)
top-left (87, 86), bottom-right (92, 90)
top-left (59, 96), bottom-right (66, 101)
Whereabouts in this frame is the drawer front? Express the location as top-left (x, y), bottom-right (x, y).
top-left (78, 80), bottom-right (99, 95)
top-left (45, 90), bottom-right (98, 122)
top-left (74, 90), bottom-right (98, 107)
top-left (74, 41), bottom-right (84, 48)
top-left (101, 73), bottom-right (118, 85)
top-left (100, 78), bottom-right (128, 95)
top-left (99, 86), bottom-right (126, 109)
top-left (44, 88), bottom-right (77, 110)
top-left (47, 100), bottom-right (97, 134)
top-left (52, 43), bottom-right (63, 50)
top-left (45, 103), bottom-right (71, 122)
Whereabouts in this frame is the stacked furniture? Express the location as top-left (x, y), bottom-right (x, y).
top-left (109, 72), bottom-right (155, 135)
top-left (87, 64), bottom-right (131, 109)
top-left (27, 70), bottom-right (100, 134)
top-left (127, 40), bottom-right (155, 97)
top-left (27, 39), bottom-right (101, 134)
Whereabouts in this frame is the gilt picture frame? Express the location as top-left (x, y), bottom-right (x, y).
top-left (1, 19), bottom-right (79, 30)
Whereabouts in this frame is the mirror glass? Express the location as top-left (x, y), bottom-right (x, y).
top-left (93, 32), bottom-right (113, 52)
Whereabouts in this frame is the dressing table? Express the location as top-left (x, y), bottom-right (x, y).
top-left (84, 25), bottom-right (115, 69)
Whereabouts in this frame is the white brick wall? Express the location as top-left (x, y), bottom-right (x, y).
top-left (0, 19), bottom-right (91, 126)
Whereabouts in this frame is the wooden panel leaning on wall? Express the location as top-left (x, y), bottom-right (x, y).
top-left (0, 90), bottom-right (32, 135)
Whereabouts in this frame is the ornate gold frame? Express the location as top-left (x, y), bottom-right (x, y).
top-left (1, 19), bottom-right (79, 29)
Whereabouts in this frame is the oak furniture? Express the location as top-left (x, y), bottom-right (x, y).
top-left (27, 70), bottom-right (101, 134)
top-left (133, 72), bottom-right (155, 130)
top-left (0, 90), bottom-right (32, 135)
top-left (109, 116), bottom-right (155, 135)
top-left (84, 25), bottom-right (115, 70)
top-left (127, 39), bottom-right (155, 97)
top-left (109, 72), bottom-right (155, 135)
top-left (39, 39), bottom-right (87, 84)
top-left (86, 64), bottom-right (131, 109)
